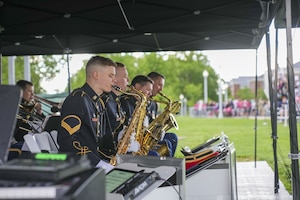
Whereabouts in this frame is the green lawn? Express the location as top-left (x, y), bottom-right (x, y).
top-left (172, 116), bottom-right (299, 194)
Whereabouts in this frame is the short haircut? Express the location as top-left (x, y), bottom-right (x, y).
top-left (116, 62), bottom-right (126, 68)
top-left (86, 56), bottom-right (116, 74)
top-left (16, 80), bottom-right (33, 90)
top-left (131, 75), bottom-right (153, 87)
top-left (147, 71), bottom-right (164, 80)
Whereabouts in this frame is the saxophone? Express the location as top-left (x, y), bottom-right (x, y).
top-left (109, 85), bottom-right (148, 166)
top-left (138, 92), bottom-right (181, 156)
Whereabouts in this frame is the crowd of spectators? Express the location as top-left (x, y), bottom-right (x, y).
top-left (193, 98), bottom-right (267, 118)
top-left (192, 75), bottom-right (300, 118)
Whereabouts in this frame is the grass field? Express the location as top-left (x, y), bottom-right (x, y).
top-left (172, 116), bottom-right (299, 194)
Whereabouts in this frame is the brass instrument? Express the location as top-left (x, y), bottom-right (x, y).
top-left (34, 95), bottom-right (61, 114)
top-left (17, 95), bottom-right (61, 133)
top-left (109, 85), bottom-right (148, 166)
top-left (138, 92), bottom-right (181, 156)
top-left (16, 114), bottom-right (43, 133)
top-left (19, 103), bottom-right (37, 114)
top-left (18, 103), bottom-right (44, 133)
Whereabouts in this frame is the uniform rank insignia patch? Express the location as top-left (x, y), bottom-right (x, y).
top-left (61, 115), bottom-right (81, 135)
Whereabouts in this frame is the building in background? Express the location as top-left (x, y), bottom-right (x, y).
top-left (229, 61), bottom-right (300, 99)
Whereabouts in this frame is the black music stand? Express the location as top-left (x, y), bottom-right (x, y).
top-left (0, 85), bottom-right (21, 164)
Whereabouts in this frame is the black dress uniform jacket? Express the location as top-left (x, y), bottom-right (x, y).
top-left (147, 100), bottom-right (158, 123)
top-left (97, 92), bottom-right (128, 157)
top-left (57, 83), bottom-right (114, 165)
top-left (119, 94), bottom-right (137, 125)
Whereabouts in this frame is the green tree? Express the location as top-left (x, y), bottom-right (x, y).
top-left (2, 55), bottom-right (64, 93)
top-left (236, 87), bottom-right (255, 100)
top-left (258, 88), bottom-right (268, 100)
top-left (69, 52), bottom-right (219, 107)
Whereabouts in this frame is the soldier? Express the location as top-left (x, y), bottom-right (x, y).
top-left (100, 62), bottom-right (130, 159)
top-left (147, 72), bottom-right (178, 157)
top-left (14, 80), bottom-right (45, 142)
top-left (57, 56), bottom-right (116, 173)
top-left (118, 75), bottom-right (154, 153)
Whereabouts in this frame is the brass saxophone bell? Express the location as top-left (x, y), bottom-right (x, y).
top-left (156, 143), bottom-right (170, 157)
top-left (168, 113), bottom-right (179, 130)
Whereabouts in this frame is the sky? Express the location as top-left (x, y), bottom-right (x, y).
top-left (41, 23), bottom-right (300, 94)
top-left (203, 24), bottom-right (300, 82)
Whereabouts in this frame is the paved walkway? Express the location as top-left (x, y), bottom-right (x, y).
top-left (237, 161), bottom-right (292, 200)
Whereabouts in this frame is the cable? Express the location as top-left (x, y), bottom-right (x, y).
top-left (155, 177), bottom-right (183, 200)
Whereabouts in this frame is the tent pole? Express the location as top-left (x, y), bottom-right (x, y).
top-left (0, 39), bottom-right (2, 85)
top-left (0, 53), bottom-right (2, 85)
top-left (273, 27), bottom-right (279, 194)
top-left (265, 25), bottom-right (279, 194)
top-left (285, 0), bottom-right (300, 199)
top-left (254, 49), bottom-right (258, 168)
top-left (67, 53), bottom-right (71, 94)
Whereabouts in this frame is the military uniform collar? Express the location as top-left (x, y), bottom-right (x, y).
top-left (82, 83), bottom-right (101, 102)
top-left (109, 91), bottom-right (118, 99)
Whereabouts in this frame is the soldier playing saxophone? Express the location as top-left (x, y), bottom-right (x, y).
top-left (147, 72), bottom-right (179, 157)
top-left (100, 62), bottom-right (129, 162)
top-left (118, 75), bottom-right (153, 154)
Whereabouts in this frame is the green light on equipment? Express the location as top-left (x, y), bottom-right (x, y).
top-left (35, 153), bottom-right (67, 160)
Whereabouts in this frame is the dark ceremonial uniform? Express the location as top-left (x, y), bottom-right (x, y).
top-left (147, 100), bottom-right (178, 157)
top-left (100, 92), bottom-right (126, 156)
top-left (9, 99), bottom-right (33, 160)
top-left (104, 92), bottom-right (126, 133)
top-left (9, 99), bottom-right (45, 160)
top-left (147, 101), bottom-right (158, 123)
top-left (119, 94), bottom-right (137, 125)
top-left (57, 83), bottom-right (114, 165)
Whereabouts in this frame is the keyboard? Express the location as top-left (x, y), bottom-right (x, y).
top-left (0, 153), bottom-right (91, 182)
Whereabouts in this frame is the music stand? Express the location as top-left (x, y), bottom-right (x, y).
top-left (0, 85), bottom-right (21, 164)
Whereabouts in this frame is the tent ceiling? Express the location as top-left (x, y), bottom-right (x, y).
top-left (0, 0), bottom-right (281, 56)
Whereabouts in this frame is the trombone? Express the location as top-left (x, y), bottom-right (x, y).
top-left (16, 113), bottom-right (43, 133)
top-left (17, 95), bottom-right (61, 133)
top-left (34, 95), bottom-right (61, 114)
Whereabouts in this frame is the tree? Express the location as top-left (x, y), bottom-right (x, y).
top-left (236, 87), bottom-right (255, 100)
top-left (1, 55), bottom-right (64, 93)
top-left (69, 51), bottom-right (219, 107)
top-left (258, 88), bottom-right (268, 100)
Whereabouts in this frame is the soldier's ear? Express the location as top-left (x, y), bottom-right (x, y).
top-left (135, 83), bottom-right (142, 90)
top-left (93, 70), bottom-right (100, 79)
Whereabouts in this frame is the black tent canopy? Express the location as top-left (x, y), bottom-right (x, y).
top-left (1, 0), bottom-right (300, 199)
top-left (0, 0), bottom-right (280, 56)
